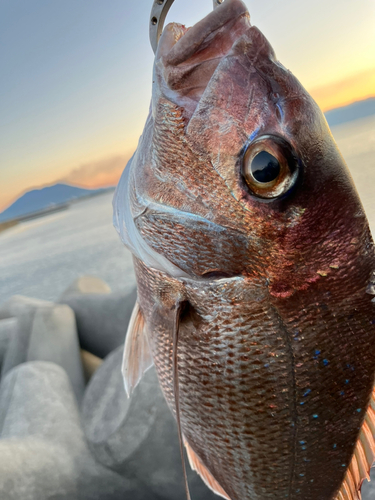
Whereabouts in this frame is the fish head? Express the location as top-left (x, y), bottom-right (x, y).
top-left (115, 0), bottom-right (373, 295)
top-left (114, 2), bottom-right (375, 499)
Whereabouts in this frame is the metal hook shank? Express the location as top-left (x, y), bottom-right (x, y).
top-left (150, 0), bottom-right (224, 54)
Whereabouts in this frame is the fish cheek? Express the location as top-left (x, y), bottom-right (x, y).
top-left (135, 211), bottom-right (250, 279)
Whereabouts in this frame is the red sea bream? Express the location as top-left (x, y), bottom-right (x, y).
top-left (113, 1), bottom-right (375, 498)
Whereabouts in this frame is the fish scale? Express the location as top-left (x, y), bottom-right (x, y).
top-left (114, 0), bottom-right (375, 498)
top-left (135, 258), bottom-right (296, 499)
top-left (134, 248), bottom-right (375, 499)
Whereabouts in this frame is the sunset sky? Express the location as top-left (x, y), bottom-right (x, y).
top-left (1, 0), bottom-right (374, 212)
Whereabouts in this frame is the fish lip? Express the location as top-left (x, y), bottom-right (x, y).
top-left (153, 0), bottom-right (251, 116)
top-left (158, 0), bottom-right (249, 66)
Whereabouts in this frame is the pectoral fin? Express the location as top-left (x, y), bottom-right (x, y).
top-left (122, 302), bottom-right (153, 398)
top-left (336, 388), bottom-right (375, 500)
top-left (184, 439), bottom-right (231, 500)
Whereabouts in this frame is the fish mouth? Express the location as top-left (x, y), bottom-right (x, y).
top-left (154, 0), bottom-right (251, 117)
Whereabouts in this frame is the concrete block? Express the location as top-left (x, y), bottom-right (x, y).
top-left (0, 295), bottom-right (51, 321)
top-left (0, 319), bottom-right (17, 373)
top-left (27, 305), bottom-right (85, 403)
top-left (60, 288), bottom-right (137, 359)
top-left (0, 362), bottom-right (145, 500)
top-left (0, 297), bottom-right (85, 404)
top-left (82, 346), bottom-right (217, 500)
top-left (60, 276), bottom-right (111, 299)
top-left (0, 362), bottom-right (82, 442)
top-left (0, 296), bottom-right (54, 378)
top-left (1, 310), bottom-right (36, 379)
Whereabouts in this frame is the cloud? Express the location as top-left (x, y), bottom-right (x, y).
top-left (59, 153), bottom-right (131, 189)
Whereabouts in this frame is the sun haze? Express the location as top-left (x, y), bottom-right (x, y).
top-left (1, 0), bottom-right (374, 212)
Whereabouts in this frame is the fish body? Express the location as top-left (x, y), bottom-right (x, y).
top-left (114, 1), bottom-right (375, 498)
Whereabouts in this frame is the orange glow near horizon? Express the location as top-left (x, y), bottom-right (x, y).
top-left (0, 152), bottom-right (133, 213)
top-left (1, 73), bottom-right (374, 214)
top-left (310, 68), bottom-right (375, 112)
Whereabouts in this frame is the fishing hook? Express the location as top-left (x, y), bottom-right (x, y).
top-left (150, 0), bottom-right (225, 53)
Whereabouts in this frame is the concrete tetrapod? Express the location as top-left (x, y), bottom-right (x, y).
top-left (60, 286), bottom-right (137, 359)
top-left (27, 304), bottom-right (86, 403)
top-left (0, 296), bottom-right (85, 404)
top-left (82, 346), bottom-right (218, 500)
top-left (0, 319), bottom-right (17, 377)
top-left (0, 295), bottom-right (51, 321)
top-left (60, 275), bottom-right (112, 298)
top-left (0, 361), bottom-right (148, 500)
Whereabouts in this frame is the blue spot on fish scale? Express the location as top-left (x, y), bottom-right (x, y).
top-left (312, 414), bottom-right (318, 419)
top-left (323, 359), bottom-right (329, 366)
top-left (313, 349), bottom-right (321, 360)
top-left (357, 408), bottom-right (362, 413)
top-left (303, 389), bottom-right (311, 397)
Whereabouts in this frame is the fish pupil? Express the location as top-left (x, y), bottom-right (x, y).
top-left (251, 151), bottom-right (280, 183)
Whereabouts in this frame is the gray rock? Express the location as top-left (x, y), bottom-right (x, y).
top-left (82, 346), bottom-right (217, 500)
top-left (60, 276), bottom-right (111, 299)
top-left (0, 362), bottom-right (145, 500)
top-left (60, 288), bottom-right (137, 359)
top-left (0, 319), bottom-right (17, 374)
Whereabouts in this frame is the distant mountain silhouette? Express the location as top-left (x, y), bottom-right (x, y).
top-left (0, 183), bottom-right (106, 223)
top-left (325, 97), bottom-right (375, 128)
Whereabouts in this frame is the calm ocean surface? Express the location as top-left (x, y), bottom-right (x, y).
top-left (0, 115), bottom-right (374, 306)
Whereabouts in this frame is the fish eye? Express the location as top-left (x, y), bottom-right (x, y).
top-left (250, 151), bottom-right (280, 183)
top-left (242, 135), bottom-right (300, 199)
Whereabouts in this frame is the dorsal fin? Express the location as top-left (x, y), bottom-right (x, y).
top-left (184, 439), bottom-right (231, 500)
top-left (122, 302), bottom-right (153, 398)
top-left (335, 387), bottom-right (375, 500)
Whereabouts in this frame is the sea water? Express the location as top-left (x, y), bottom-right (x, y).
top-left (0, 192), bottom-right (135, 304)
top-left (0, 115), bottom-right (374, 305)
